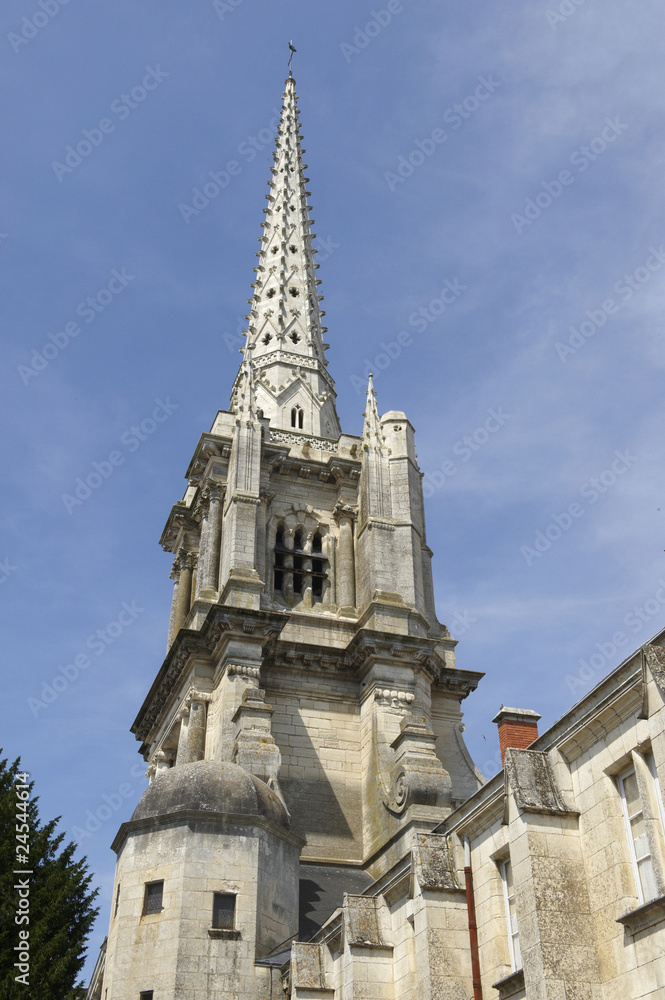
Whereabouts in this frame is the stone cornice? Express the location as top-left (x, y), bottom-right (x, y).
top-left (184, 433), bottom-right (230, 482)
top-left (159, 503), bottom-right (197, 553)
top-left (111, 806), bottom-right (306, 855)
top-left (131, 606), bottom-right (287, 747)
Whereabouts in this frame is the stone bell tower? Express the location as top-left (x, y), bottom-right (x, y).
top-left (96, 73), bottom-right (484, 1000)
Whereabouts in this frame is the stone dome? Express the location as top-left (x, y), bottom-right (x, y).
top-left (131, 760), bottom-right (289, 829)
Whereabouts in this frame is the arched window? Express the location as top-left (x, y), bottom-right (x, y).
top-left (291, 406), bottom-right (304, 429)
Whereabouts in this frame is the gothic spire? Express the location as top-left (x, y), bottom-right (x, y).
top-left (230, 76), bottom-right (341, 440)
top-left (363, 373), bottom-right (381, 442)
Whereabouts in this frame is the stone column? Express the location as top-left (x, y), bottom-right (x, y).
top-left (167, 559), bottom-right (180, 647)
top-left (197, 484), bottom-right (223, 598)
top-left (282, 547), bottom-right (295, 605)
top-left (175, 693), bottom-right (210, 766)
top-left (334, 504), bottom-right (356, 611)
top-left (173, 552), bottom-right (194, 634)
top-left (148, 748), bottom-right (175, 782)
top-left (302, 547), bottom-right (313, 608)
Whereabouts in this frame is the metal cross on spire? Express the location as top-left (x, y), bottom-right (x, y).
top-left (288, 40), bottom-right (296, 76)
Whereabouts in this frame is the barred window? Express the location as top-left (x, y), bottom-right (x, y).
top-left (143, 881), bottom-right (163, 915)
top-left (212, 892), bottom-right (236, 930)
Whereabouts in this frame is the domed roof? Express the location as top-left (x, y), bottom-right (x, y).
top-left (131, 760), bottom-right (289, 829)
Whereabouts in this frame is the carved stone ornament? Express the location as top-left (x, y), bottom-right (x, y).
top-left (227, 664), bottom-right (261, 680)
top-left (412, 833), bottom-right (460, 891)
top-left (381, 715), bottom-right (452, 816)
top-left (643, 643), bottom-right (665, 699)
top-left (374, 688), bottom-right (415, 709)
top-left (504, 748), bottom-right (576, 817)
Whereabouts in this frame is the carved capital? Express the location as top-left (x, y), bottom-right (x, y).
top-left (175, 550), bottom-right (196, 573)
top-left (333, 500), bottom-right (357, 523)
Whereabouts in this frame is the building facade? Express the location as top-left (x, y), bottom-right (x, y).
top-left (89, 76), bottom-right (665, 1000)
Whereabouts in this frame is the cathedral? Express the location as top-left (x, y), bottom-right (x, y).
top-left (87, 74), bottom-right (665, 1000)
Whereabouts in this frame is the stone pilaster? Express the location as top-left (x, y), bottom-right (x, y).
top-left (196, 483), bottom-right (223, 598)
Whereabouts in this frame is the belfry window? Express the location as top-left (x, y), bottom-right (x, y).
top-left (273, 524), bottom-right (328, 603)
top-left (292, 530), bottom-right (303, 595)
top-left (291, 406), bottom-right (303, 429)
top-left (274, 527), bottom-right (284, 591)
top-left (312, 532), bottom-right (324, 599)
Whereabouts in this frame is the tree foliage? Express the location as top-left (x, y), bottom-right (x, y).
top-left (0, 752), bottom-right (99, 999)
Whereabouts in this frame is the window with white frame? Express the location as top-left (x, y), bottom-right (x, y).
top-left (647, 754), bottom-right (665, 836)
top-left (617, 764), bottom-right (659, 904)
top-left (500, 857), bottom-right (522, 971)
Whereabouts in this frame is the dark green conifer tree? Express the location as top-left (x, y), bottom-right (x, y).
top-left (0, 752), bottom-right (98, 999)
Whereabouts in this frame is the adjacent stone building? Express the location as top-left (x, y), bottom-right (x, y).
top-left (88, 74), bottom-right (665, 1000)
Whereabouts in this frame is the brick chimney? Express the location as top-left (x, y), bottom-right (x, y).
top-left (492, 706), bottom-right (541, 765)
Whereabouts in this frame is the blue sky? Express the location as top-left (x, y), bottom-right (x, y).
top-left (2, 0), bottom-right (665, 980)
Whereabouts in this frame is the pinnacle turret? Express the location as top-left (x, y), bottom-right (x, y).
top-left (230, 76), bottom-right (341, 440)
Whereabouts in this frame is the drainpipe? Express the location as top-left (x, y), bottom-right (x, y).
top-left (464, 836), bottom-right (483, 1000)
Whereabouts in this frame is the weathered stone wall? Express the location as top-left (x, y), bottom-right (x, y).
top-left (103, 817), bottom-right (299, 1000)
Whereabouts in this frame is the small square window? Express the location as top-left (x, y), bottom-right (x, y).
top-left (212, 892), bottom-right (236, 930)
top-left (143, 881), bottom-right (163, 915)
top-left (139, 992), bottom-right (153, 1000)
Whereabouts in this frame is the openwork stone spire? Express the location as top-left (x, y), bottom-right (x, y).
top-left (230, 76), bottom-right (341, 440)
